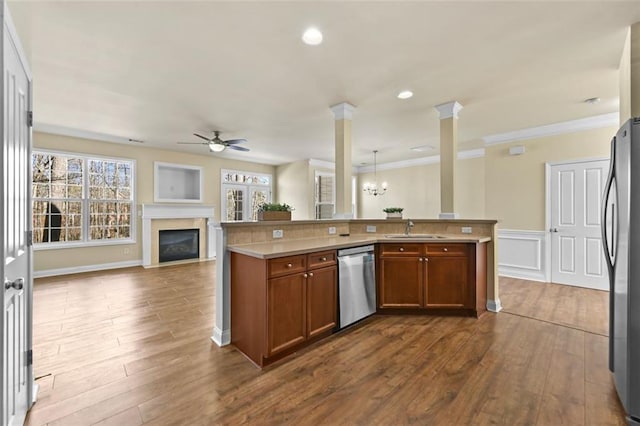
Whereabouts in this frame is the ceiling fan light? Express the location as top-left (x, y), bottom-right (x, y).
top-left (302, 27), bottom-right (323, 45)
top-left (209, 143), bottom-right (226, 153)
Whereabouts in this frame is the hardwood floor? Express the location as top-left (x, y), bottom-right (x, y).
top-left (27, 263), bottom-right (625, 425)
top-left (499, 277), bottom-right (609, 336)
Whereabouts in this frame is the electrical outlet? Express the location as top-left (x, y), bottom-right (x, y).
top-left (273, 229), bottom-right (283, 239)
top-left (461, 227), bottom-right (472, 234)
top-left (328, 226), bottom-right (337, 235)
top-left (366, 225), bottom-right (377, 233)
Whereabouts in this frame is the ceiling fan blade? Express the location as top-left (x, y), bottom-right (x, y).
top-left (193, 133), bottom-right (212, 142)
top-left (177, 142), bottom-right (209, 145)
top-left (228, 145), bottom-right (250, 152)
top-left (224, 138), bottom-right (247, 145)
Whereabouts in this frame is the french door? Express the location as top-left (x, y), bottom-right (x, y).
top-left (222, 184), bottom-right (270, 222)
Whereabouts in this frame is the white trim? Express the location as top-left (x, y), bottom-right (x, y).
top-left (497, 229), bottom-right (547, 282)
top-left (33, 122), bottom-right (133, 145)
top-left (309, 158), bottom-right (359, 174)
top-left (483, 112), bottom-right (618, 146)
top-left (435, 101), bottom-right (463, 119)
top-left (211, 327), bottom-right (230, 346)
top-left (4, 3), bottom-right (32, 79)
top-left (487, 299), bottom-right (502, 313)
top-left (33, 260), bottom-right (142, 278)
top-left (141, 204), bottom-right (215, 267)
top-left (358, 148), bottom-right (485, 173)
top-left (330, 102), bottom-right (356, 120)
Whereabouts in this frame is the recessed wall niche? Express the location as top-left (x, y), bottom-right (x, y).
top-left (154, 162), bottom-right (203, 203)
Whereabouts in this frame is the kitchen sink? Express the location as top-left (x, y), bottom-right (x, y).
top-left (384, 234), bottom-right (447, 239)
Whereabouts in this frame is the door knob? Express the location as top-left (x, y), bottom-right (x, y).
top-left (550, 228), bottom-right (559, 233)
top-left (5, 277), bottom-right (24, 291)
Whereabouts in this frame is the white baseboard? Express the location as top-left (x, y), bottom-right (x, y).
top-left (487, 299), bottom-right (502, 312)
top-left (34, 260), bottom-right (143, 278)
top-left (211, 327), bottom-right (230, 347)
top-left (498, 229), bottom-right (547, 282)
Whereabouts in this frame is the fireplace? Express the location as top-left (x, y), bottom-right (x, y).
top-left (158, 229), bottom-right (200, 263)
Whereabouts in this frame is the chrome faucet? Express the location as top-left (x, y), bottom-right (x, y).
top-left (405, 219), bottom-right (414, 236)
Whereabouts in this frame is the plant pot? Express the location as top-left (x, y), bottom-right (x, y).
top-left (386, 212), bottom-right (403, 219)
top-left (258, 211), bottom-right (292, 221)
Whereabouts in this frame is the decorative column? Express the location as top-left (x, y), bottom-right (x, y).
top-left (620, 22), bottom-right (640, 124)
top-left (330, 102), bottom-right (356, 218)
top-left (434, 101), bottom-right (463, 219)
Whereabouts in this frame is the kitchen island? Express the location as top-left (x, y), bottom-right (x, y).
top-left (212, 218), bottom-right (498, 366)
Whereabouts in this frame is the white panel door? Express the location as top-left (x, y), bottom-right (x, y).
top-left (550, 159), bottom-right (609, 290)
top-left (2, 4), bottom-right (34, 424)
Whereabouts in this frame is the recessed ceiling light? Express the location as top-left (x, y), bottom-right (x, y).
top-left (397, 90), bottom-right (413, 99)
top-left (584, 97), bottom-right (601, 104)
top-left (302, 28), bottom-right (323, 45)
top-left (410, 145), bottom-right (434, 152)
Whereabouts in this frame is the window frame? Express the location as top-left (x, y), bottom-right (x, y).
top-left (220, 169), bottom-right (272, 222)
top-left (32, 148), bottom-right (137, 250)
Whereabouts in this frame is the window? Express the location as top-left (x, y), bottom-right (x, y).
top-left (32, 151), bottom-right (135, 247)
top-left (221, 169), bottom-right (272, 221)
top-left (315, 172), bottom-right (335, 219)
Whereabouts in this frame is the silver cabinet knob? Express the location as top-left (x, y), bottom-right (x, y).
top-left (399, 247), bottom-right (404, 252)
top-left (443, 248), bottom-right (448, 252)
top-left (287, 263), bottom-right (293, 268)
top-left (309, 272), bottom-right (314, 277)
top-left (320, 257), bottom-right (327, 262)
top-left (5, 277), bottom-right (24, 291)
top-left (418, 258), bottom-right (423, 262)
top-left (303, 273), bottom-right (308, 278)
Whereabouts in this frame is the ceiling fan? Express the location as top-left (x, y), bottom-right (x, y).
top-left (178, 131), bottom-right (250, 153)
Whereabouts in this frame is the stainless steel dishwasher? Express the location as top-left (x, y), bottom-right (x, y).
top-left (337, 245), bottom-right (376, 329)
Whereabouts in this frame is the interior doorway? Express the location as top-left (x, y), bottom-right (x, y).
top-left (546, 158), bottom-right (609, 290)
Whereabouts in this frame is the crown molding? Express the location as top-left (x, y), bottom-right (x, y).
top-left (330, 102), bottom-right (356, 120)
top-left (357, 148), bottom-right (485, 173)
top-left (309, 158), bottom-right (359, 173)
top-left (435, 101), bottom-right (463, 119)
top-left (34, 122), bottom-right (133, 145)
top-left (482, 112), bottom-right (618, 146)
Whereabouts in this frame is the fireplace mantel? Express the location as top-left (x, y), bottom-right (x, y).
top-left (141, 204), bottom-right (216, 267)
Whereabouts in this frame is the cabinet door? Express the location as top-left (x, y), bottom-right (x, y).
top-left (425, 256), bottom-right (468, 308)
top-left (379, 257), bottom-right (423, 308)
top-left (307, 266), bottom-right (337, 338)
top-left (267, 273), bottom-right (306, 356)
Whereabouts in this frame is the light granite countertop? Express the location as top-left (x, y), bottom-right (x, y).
top-left (227, 234), bottom-right (492, 259)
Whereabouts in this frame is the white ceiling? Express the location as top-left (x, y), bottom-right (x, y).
top-left (8, 1), bottom-right (640, 166)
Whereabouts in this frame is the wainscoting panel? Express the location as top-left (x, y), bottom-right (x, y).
top-left (498, 229), bottom-right (547, 282)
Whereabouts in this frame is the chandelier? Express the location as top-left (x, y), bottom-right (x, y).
top-left (363, 150), bottom-right (387, 196)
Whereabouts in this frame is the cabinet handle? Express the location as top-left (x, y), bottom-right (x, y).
top-left (320, 257), bottom-right (327, 261)
top-left (443, 248), bottom-right (448, 252)
top-left (399, 247), bottom-right (404, 252)
top-left (419, 258), bottom-right (423, 262)
top-left (309, 272), bottom-right (314, 277)
top-left (425, 258), bottom-right (429, 262)
top-left (303, 273), bottom-right (308, 278)
top-left (287, 263), bottom-right (293, 268)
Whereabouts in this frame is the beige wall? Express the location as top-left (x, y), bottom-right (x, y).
top-left (484, 126), bottom-right (615, 231)
top-left (358, 157), bottom-right (485, 220)
top-left (276, 160), bottom-right (312, 220)
top-left (34, 132), bottom-right (275, 272)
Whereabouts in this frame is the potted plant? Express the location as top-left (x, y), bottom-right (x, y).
top-left (383, 207), bottom-right (404, 219)
top-left (258, 203), bottom-right (294, 221)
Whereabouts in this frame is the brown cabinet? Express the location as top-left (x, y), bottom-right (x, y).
top-left (378, 242), bottom-right (487, 316)
top-left (231, 250), bottom-right (337, 367)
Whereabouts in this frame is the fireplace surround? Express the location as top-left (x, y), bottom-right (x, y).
top-left (141, 204), bottom-right (215, 267)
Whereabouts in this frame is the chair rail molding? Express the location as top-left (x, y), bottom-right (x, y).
top-left (497, 229), bottom-right (547, 282)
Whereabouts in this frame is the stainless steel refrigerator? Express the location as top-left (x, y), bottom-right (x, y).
top-left (602, 117), bottom-right (640, 425)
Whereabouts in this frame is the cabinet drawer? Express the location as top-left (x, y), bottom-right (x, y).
top-left (307, 250), bottom-right (336, 269)
top-left (268, 255), bottom-right (306, 278)
top-left (425, 243), bottom-right (468, 256)
top-left (380, 243), bottom-right (422, 256)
